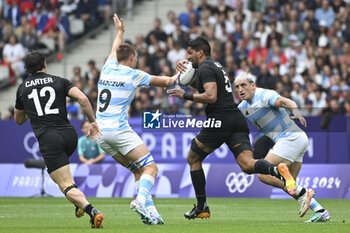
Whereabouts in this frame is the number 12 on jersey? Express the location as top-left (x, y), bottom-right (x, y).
top-left (28, 87), bottom-right (59, 116)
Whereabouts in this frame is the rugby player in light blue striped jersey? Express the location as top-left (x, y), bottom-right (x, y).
top-left (235, 71), bottom-right (330, 222)
top-left (96, 14), bottom-right (177, 225)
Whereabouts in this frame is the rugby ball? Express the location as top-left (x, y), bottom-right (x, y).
top-left (177, 62), bottom-right (197, 86)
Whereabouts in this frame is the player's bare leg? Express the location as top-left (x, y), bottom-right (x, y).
top-left (112, 152), bottom-right (164, 224)
top-left (232, 145), bottom-right (293, 192)
top-left (184, 138), bottom-right (213, 220)
top-left (49, 164), bottom-right (103, 228)
top-left (257, 153), bottom-right (328, 219)
top-left (125, 144), bottom-right (160, 225)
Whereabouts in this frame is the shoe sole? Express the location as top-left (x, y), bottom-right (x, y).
top-left (196, 212), bottom-right (211, 218)
top-left (130, 202), bottom-right (155, 225)
top-left (75, 208), bottom-right (85, 218)
top-left (278, 163), bottom-right (296, 195)
top-left (94, 213), bottom-right (104, 228)
top-left (300, 189), bottom-right (316, 217)
top-left (184, 212), bottom-right (211, 220)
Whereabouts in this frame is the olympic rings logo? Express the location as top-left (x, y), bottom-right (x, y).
top-left (23, 132), bottom-right (41, 159)
top-left (225, 172), bottom-right (254, 193)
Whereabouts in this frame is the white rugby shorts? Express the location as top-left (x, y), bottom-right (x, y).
top-left (97, 128), bottom-right (144, 156)
top-left (269, 132), bottom-right (308, 162)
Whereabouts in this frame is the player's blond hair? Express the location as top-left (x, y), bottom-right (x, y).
top-left (234, 71), bottom-right (256, 84)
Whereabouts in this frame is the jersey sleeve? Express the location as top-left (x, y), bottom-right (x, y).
top-left (261, 89), bottom-right (280, 106)
top-left (198, 63), bottom-right (217, 85)
top-left (132, 69), bottom-right (152, 87)
top-left (63, 78), bottom-right (74, 96)
top-left (15, 87), bottom-right (24, 110)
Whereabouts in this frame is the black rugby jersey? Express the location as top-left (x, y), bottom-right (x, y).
top-left (196, 58), bottom-right (237, 115)
top-left (15, 72), bottom-right (74, 139)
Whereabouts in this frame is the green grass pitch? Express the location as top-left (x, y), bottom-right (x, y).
top-left (0, 197), bottom-right (349, 233)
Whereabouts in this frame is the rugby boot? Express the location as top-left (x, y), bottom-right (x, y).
top-left (184, 204), bottom-right (210, 220)
top-left (90, 208), bottom-right (104, 228)
top-left (305, 210), bottom-right (330, 222)
top-left (75, 205), bottom-right (85, 218)
top-left (298, 188), bottom-right (315, 217)
top-left (278, 163), bottom-right (296, 195)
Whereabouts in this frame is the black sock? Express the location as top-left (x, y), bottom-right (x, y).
top-left (84, 204), bottom-right (94, 218)
top-left (190, 169), bottom-right (206, 210)
top-left (254, 159), bottom-right (280, 178)
top-left (298, 188), bottom-right (306, 197)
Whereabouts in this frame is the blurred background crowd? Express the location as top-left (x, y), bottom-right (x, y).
top-left (2, 0), bottom-right (350, 120)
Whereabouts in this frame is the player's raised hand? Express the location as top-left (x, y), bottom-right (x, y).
top-left (167, 88), bottom-right (185, 99)
top-left (113, 13), bottom-right (124, 32)
top-left (176, 60), bottom-right (188, 73)
top-left (87, 123), bottom-right (102, 142)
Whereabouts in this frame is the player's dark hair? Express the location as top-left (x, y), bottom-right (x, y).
top-left (188, 36), bottom-right (211, 57)
top-left (24, 51), bottom-right (46, 74)
top-left (117, 43), bottom-right (136, 62)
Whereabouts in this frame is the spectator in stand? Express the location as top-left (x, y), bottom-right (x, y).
top-left (178, 0), bottom-right (200, 29)
top-left (76, 0), bottom-right (98, 33)
top-left (255, 62), bottom-right (275, 90)
top-left (214, 12), bottom-right (234, 42)
top-left (168, 18), bottom-right (189, 48)
top-left (164, 10), bottom-right (177, 36)
top-left (146, 18), bottom-right (168, 44)
top-left (266, 21), bottom-right (282, 48)
top-left (15, 16), bottom-right (29, 39)
top-left (309, 88), bottom-right (327, 115)
top-left (167, 40), bottom-right (186, 71)
top-left (233, 38), bottom-right (248, 66)
top-left (7, 0), bottom-right (21, 27)
top-left (254, 22), bottom-right (269, 48)
top-left (98, 0), bottom-right (111, 27)
top-left (85, 59), bottom-right (100, 82)
top-left (78, 120), bottom-right (105, 165)
top-left (302, 99), bottom-right (315, 116)
top-left (344, 100), bottom-right (350, 116)
top-left (41, 6), bottom-right (70, 60)
top-left (248, 36), bottom-right (268, 66)
top-left (30, 4), bottom-right (49, 36)
top-left (315, 0), bottom-right (335, 28)
top-left (291, 81), bottom-right (304, 107)
top-left (20, 23), bottom-right (38, 52)
top-left (3, 34), bottom-right (26, 78)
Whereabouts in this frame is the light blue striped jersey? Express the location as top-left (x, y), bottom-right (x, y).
top-left (96, 59), bottom-right (151, 130)
top-left (238, 88), bottom-right (302, 142)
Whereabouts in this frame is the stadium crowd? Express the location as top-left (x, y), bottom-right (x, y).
top-left (3, 0), bottom-right (350, 119)
top-left (0, 0), bottom-right (111, 83)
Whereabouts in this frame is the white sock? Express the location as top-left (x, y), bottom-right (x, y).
top-left (136, 174), bottom-right (155, 205)
top-left (309, 198), bottom-right (323, 212)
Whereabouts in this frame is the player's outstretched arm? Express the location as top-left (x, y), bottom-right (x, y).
top-left (14, 109), bottom-right (28, 125)
top-left (274, 97), bottom-right (307, 127)
top-left (149, 74), bottom-right (178, 88)
top-left (68, 87), bottom-right (102, 141)
top-left (168, 82), bottom-right (217, 104)
top-left (108, 13), bottom-right (124, 60)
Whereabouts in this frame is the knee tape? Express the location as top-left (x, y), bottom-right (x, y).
top-left (135, 154), bottom-right (155, 169)
top-left (191, 138), bottom-right (209, 158)
top-left (63, 184), bottom-right (78, 196)
top-left (126, 161), bottom-right (138, 172)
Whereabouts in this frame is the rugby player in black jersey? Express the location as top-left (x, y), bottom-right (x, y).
top-left (14, 51), bottom-right (104, 228)
top-left (168, 37), bottom-right (296, 220)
